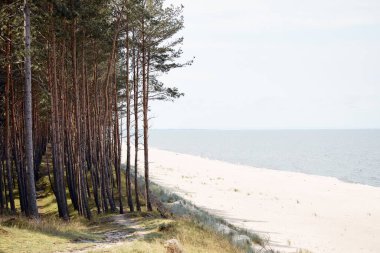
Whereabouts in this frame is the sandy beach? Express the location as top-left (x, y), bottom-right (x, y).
top-left (143, 148), bottom-right (380, 253)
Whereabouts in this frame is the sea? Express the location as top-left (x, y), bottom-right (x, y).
top-left (149, 129), bottom-right (380, 187)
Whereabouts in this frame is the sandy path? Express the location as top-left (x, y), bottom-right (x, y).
top-left (55, 215), bottom-right (148, 253)
top-left (146, 148), bottom-right (380, 253)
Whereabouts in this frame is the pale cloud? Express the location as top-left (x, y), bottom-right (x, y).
top-left (169, 0), bottom-right (380, 31)
top-left (154, 0), bottom-right (380, 129)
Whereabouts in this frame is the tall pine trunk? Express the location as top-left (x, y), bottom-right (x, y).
top-left (142, 20), bottom-right (152, 211)
top-left (72, 18), bottom-right (91, 219)
top-left (133, 39), bottom-right (141, 212)
top-left (50, 12), bottom-right (69, 220)
top-left (5, 24), bottom-right (15, 213)
top-left (125, 25), bottom-right (134, 212)
top-left (23, 0), bottom-right (38, 218)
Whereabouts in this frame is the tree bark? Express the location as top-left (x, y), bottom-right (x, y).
top-left (133, 38), bottom-right (141, 212)
top-left (0, 160), bottom-right (4, 213)
top-left (5, 23), bottom-right (16, 213)
top-left (23, 0), bottom-right (39, 218)
top-left (125, 24), bottom-right (134, 212)
top-left (72, 17), bottom-right (91, 219)
top-left (113, 52), bottom-right (123, 214)
top-left (50, 11), bottom-right (69, 220)
top-left (142, 18), bottom-right (152, 211)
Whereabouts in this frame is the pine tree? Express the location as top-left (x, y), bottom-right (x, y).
top-left (23, 0), bottom-right (39, 218)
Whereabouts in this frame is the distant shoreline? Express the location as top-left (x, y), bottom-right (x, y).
top-left (147, 129), bottom-right (380, 187)
top-left (149, 146), bottom-right (380, 189)
top-left (146, 148), bottom-right (380, 253)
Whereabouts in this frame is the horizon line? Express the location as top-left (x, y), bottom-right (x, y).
top-left (150, 128), bottom-right (380, 131)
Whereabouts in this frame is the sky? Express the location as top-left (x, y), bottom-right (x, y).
top-left (150, 0), bottom-right (380, 129)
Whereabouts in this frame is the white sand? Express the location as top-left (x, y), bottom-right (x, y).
top-left (144, 148), bottom-right (380, 253)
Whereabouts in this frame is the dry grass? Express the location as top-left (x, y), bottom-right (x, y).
top-left (89, 219), bottom-right (243, 253)
top-left (0, 170), bottom-right (244, 253)
top-left (173, 219), bottom-right (243, 253)
top-left (0, 216), bottom-right (97, 253)
top-left (0, 214), bottom-right (243, 253)
top-left (296, 250), bottom-right (314, 253)
top-left (0, 173), bottom-right (103, 253)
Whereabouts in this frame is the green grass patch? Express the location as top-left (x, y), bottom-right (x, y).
top-left (0, 216), bottom-right (97, 253)
top-left (0, 161), bottom-right (245, 253)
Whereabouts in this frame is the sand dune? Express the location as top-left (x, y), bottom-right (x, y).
top-left (144, 148), bottom-right (380, 253)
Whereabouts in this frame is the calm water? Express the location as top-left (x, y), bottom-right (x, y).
top-left (149, 129), bottom-right (380, 187)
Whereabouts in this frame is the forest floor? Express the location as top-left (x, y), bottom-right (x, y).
top-left (0, 168), bottom-right (243, 253)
